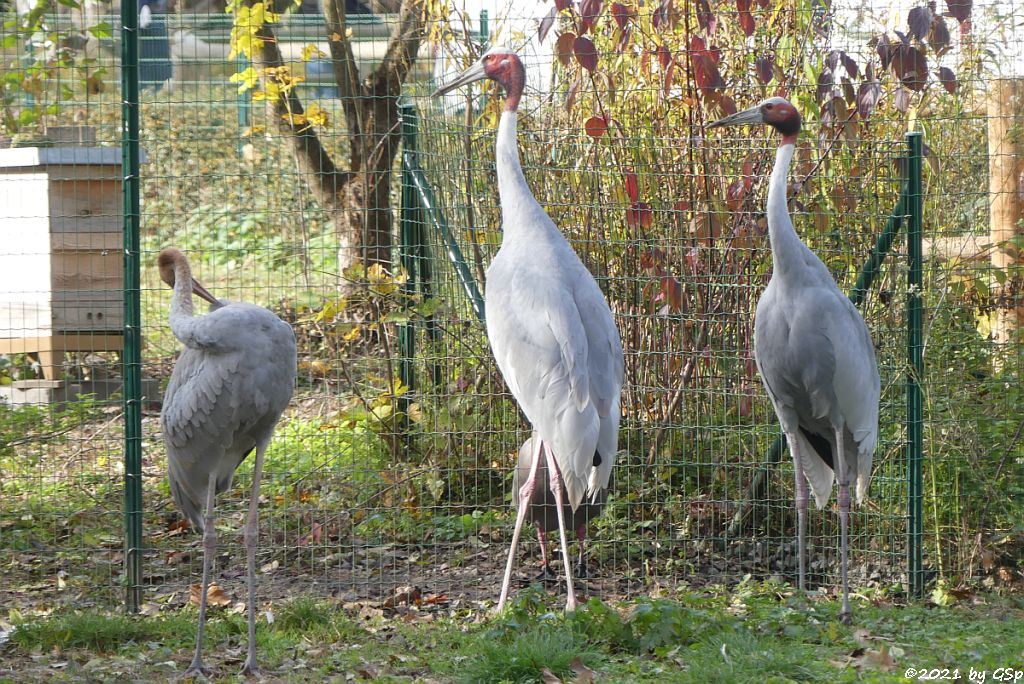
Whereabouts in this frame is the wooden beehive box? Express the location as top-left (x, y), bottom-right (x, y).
top-left (0, 146), bottom-right (126, 378)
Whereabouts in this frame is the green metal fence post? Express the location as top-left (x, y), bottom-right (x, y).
top-left (479, 10), bottom-right (489, 47)
top-left (121, 0), bottom-right (144, 615)
top-left (399, 101), bottom-right (418, 399)
top-left (238, 55), bottom-right (252, 157)
top-left (906, 131), bottom-right (925, 598)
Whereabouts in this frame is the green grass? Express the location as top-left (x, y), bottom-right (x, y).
top-left (4, 585), bottom-right (1022, 683)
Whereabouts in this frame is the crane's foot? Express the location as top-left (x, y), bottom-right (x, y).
top-left (532, 563), bottom-right (558, 583)
top-left (838, 609), bottom-right (853, 626)
top-left (240, 659), bottom-right (261, 678)
top-left (179, 662), bottom-right (211, 680)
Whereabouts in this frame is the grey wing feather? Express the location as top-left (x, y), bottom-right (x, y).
top-left (162, 304), bottom-right (296, 530)
top-left (828, 297), bottom-right (880, 503)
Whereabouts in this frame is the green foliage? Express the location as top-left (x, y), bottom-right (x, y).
top-left (9, 611), bottom-right (176, 652)
top-left (460, 621), bottom-right (604, 684)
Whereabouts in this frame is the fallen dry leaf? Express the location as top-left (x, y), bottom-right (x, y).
top-left (356, 662), bottom-right (383, 679)
top-left (541, 667), bottom-right (563, 684)
top-left (189, 581), bottom-right (232, 608)
top-left (383, 585), bottom-right (422, 608)
top-left (852, 644), bottom-right (896, 673)
top-left (571, 656), bottom-right (597, 682)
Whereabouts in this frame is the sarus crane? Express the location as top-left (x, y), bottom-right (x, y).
top-left (708, 98), bottom-right (880, 624)
top-left (158, 247), bottom-right (297, 674)
top-left (432, 47), bottom-right (624, 612)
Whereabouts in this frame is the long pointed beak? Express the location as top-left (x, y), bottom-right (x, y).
top-left (190, 277), bottom-right (219, 306)
top-left (707, 104), bottom-right (764, 129)
top-left (431, 59), bottom-right (488, 98)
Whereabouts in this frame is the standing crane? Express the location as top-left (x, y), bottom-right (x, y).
top-left (158, 248), bottom-right (297, 675)
top-left (432, 47), bottom-right (624, 612)
top-left (708, 98), bottom-right (880, 624)
top-left (513, 434), bottom-right (608, 581)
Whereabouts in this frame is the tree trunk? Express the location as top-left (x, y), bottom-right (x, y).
top-left (253, 0), bottom-right (423, 291)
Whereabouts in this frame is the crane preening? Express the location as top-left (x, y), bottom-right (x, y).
top-left (158, 247), bottom-right (297, 675)
top-left (432, 47), bottom-right (625, 612)
top-left (708, 98), bottom-right (881, 624)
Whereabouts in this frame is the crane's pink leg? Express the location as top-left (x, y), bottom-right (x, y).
top-left (241, 444), bottom-right (268, 676)
top-left (834, 428), bottom-right (852, 625)
top-left (574, 525), bottom-right (589, 578)
top-left (534, 529), bottom-right (556, 580)
top-left (497, 436), bottom-right (543, 612)
top-left (543, 443), bottom-right (578, 612)
top-left (183, 472), bottom-right (218, 678)
top-left (785, 431), bottom-right (808, 592)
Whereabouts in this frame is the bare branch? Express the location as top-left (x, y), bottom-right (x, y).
top-left (256, 21), bottom-right (352, 205)
top-left (372, 0), bottom-right (426, 95)
top-left (323, 0), bottom-right (365, 167)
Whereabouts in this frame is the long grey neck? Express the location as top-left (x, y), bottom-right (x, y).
top-left (496, 111), bottom-right (544, 228)
top-left (172, 265), bottom-right (195, 318)
top-left (766, 143), bottom-right (812, 278)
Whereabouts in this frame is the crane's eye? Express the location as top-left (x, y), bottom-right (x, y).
top-left (765, 103), bottom-right (774, 110)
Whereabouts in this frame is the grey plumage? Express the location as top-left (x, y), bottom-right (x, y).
top-left (158, 247), bottom-right (296, 676)
top-left (709, 97), bottom-right (880, 624)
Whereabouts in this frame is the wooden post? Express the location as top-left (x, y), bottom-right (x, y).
top-left (988, 78), bottom-right (1024, 368)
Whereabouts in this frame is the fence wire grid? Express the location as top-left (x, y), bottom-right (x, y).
top-left (0, 0), bottom-right (1021, 618)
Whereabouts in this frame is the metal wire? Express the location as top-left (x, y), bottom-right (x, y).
top-left (0, 1), bottom-right (1021, 615)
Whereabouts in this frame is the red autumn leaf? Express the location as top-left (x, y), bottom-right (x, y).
top-left (875, 33), bottom-right (895, 67)
top-left (573, 36), bottom-right (599, 71)
top-left (908, 5), bottom-right (932, 40)
top-left (841, 52), bottom-right (859, 78)
top-left (736, 0), bottom-right (755, 36)
top-left (755, 56), bottom-right (774, 84)
top-left (580, 0), bottom-right (604, 34)
top-left (692, 54), bottom-right (724, 95)
top-left (928, 16), bottom-right (951, 54)
top-left (653, 0), bottom-right (675, 29)
top-left (938, 66), bottom-right (957, 93)
top-left (945, 0), bottom-right (971, 23)
top-left (623, 171), bottom-right (639, 203)
top-left (564, 77), bottom-right (582, 112)
top-left (894, 87), bottom-right (911, 113)
top-left (754, 0), bottom-right (769, 7)
top-left (856, 79), bottom-right (881, 119)
top-left (657, 45), bottom-right (672, 68)
top-left (662, 61), bottom-right (676, 99)
top-left (626, 202), bottom-right (653, 228)
top-left (719, 95), bottom-right (737, 116)
top-left (584, 115), bottom-right (608, 138)
top-left (555, 0), bottom-right (574, 11)
top-left (556, 33), bottom-right (577, 67)
top-left (611, 2), bottom-right (631, 29)
top-left (674, 200), bottom-right (692, 212)
top-left (695, 0), bottom-right (716, 32)
top-left (891, 44), bottom-right (929, 91)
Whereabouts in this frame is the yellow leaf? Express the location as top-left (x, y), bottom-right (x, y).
top-left (301, 43), bottom-right (326, 61)
top-left (343, 325), bottom-right (362, 342)
top-left (229, 65), bottom-right (259, 93)
top-left (329, 32), bottom-right (342, 41)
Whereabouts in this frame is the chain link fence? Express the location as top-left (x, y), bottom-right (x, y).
top-left (1, 0), bottom-right (1021, 616)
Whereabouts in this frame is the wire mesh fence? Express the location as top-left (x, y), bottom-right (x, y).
top-left (0, 0), bottom-right (1021, 618)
